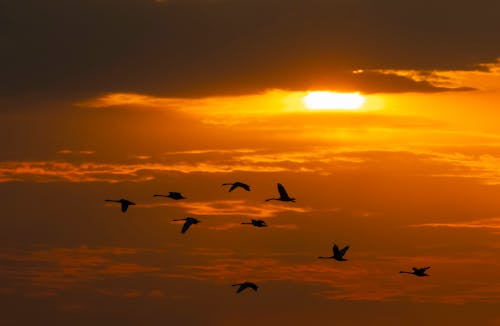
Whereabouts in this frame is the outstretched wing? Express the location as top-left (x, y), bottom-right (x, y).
top-left (412, 267), bottom-right (419, 273)
top-left (277, 183), bottom-right (289, 198)
top-left (229, 184), bottom-right (238, 192)
top-left (247, 283), bottom-right (258, 291)
top-left (339, 246), bottom-right (349, 256)
top-left (333, 244), bottom-right (340, 256)
top-left (181, 220), bottom-right (193, 233)
top-left (121, 202), bottom-right (129, 212)
top-left (240, 183), bottom-right (250, 191)
top-left (236, 285), bottom-right (246, 293)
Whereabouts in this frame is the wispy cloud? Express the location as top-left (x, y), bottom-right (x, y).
top-left (2, 246), bottom-right (500, 304)
top-left (411, 217), bottom-right (500, 233)
top-left (4, 147), bottom-right (500, 184)
top-left (207, 222), bottom-right (299, 231)
top-left (0, 247), bottom-right (164, 295)
top-left (172, 200), bottom-right (309, 218)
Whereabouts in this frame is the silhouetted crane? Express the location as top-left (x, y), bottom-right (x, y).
top-left (265, 183), bottom-right (295, 202)
top-left (172, 217), bottom-right (200, 234)
top-left (105, 199), bottom-right (135, 213)
top-left (241, 219), bottom-right (267, 227)
top-left (318, 244), bottom-right (349, 261)
top-left (222, 181), bottom-right (250, 192)
top-left (400, 267), bottom-right (431, 277)
top-left (153, 192), bottom-right (186, 200)
top-left (232, 282), bottom-right (258, 293)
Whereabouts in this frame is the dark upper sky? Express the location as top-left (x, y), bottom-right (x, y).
top-left (2, 0), bottom-right (500, 101)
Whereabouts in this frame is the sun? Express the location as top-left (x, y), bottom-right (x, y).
top-left (303, 91), bottom-right (365, 110)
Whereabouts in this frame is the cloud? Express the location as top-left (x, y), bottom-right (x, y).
top-left (207, 222), bottom-right (299, 231)
top-left (2, 245), bottom-right (500, 304)
top-left (0, 247), bottom-right (164, 296)
top-left (171, 200), bottom-right (309, 218)
top-left (57, 149), bottom-right (95, 156)
top-left (3, 0), bottom-right (500, 101)
top-left (171, 253), bottom-right (500, 304)
top-left (4, 147), bottom-right (500, 184)
top-left (411, 217), bottom-right (500, 233)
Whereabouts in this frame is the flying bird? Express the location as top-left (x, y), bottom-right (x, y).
top-left (232, 282), bottom-right (258, 294)
top-left (105, 199), bottom-right (135, 213)
top-left (153, 192), bottom-right (186, 200)
top-left (265, 183), bottom-right (295, 202)
top-left (172, 217), bottom-right (200, 234)
top-left (241, 219), bottom-right (267, 227)
top-left (222, 181), bottom-right (250, 192)
top-left (318, 244), bottom-right (350, 261)
top-left (400, 267), bottom-right (431, 277)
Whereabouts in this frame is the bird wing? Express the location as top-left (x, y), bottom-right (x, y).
top-left (236, 285), bottom-right (246, 293)
top-left (340, 246), bottom-right (349, 256)
top-left (422, 266), bottom-right (431, 271)
top-left (229, 184), bottom-right (238, 192)
top-left (248, 283), bottom-right (258, 291)
top-left (333, 244), bottom-right (340, 256)
top-left (181, 220), bottom-right (193, 233)
top-left (241, 183), bottom-right (250, 191)
top-left (277, 183), bottom-right (289, 198)
top-left (121, 202), bottom-right (129, 212)
top-left (412, 267), bottom-right (419, 273)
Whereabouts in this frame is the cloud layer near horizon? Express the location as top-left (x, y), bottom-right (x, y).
top-left (2, 0), bottom-right (499, 100)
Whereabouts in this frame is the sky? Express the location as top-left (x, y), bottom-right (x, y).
top-left (2, 0), bottom-right (500, 325)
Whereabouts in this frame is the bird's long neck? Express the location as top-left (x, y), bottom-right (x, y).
top-left (399, 271), bottom-right (412, 274)
top-left (106, 199), bottom-right (120, 203)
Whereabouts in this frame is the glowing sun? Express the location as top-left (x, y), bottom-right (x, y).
top-left (303, 91), bottom-right (365, 110)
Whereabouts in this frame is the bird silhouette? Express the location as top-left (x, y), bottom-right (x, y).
top-left (105, 199), bottom-right (135, 212)
top-left (241, 219), bottom-right (267, 227)
top-left (222, 181), bottom-right (250, 192)
top-left (232, 282), bottom-right (258, 294)
top-left (265, 183), bottom-right (295, 202)
top-left (172, 217), bottom-right (200, 234)
top-left (400, 266), bottom-right (431, 277)
top-left (318, 244), bottom-right (350, 261)
top-left (153, 192), bottom-right (186, 200)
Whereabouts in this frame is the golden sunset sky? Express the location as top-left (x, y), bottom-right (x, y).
top-left (2, 0), bottom-right (500, 325)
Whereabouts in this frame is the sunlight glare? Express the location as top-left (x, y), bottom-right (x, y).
top-left (303, 91), bottom-right (365, 110)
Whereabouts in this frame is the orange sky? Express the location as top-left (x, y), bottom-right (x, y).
top-left (2, 1), bottom-right (500, 325)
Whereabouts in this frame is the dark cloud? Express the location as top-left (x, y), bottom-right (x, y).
top-left (1, 0), bottom-right (497, 100)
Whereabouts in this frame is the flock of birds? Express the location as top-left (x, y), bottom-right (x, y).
top-left (105, 181), bottom-right (430, 294)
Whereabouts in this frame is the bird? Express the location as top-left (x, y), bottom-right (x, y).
top-left (153, 192), bottom-right (186, 200)
top-left (400, 267), bottom-right (431, 277)
top-left (172, 217), bottom-right (200, 234)
top-left (265, 183), bottom-right (295, 202)
top-left (318, 244), bottom-right (350, 261)
top-left (105, 199), bottom-right (135, 213)
top-left (232, 282), bottom-right (258, 294)
top-left (222, 181), bottom-right (250, 192)
top-left (241, 219), bottom-right (267, 227)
